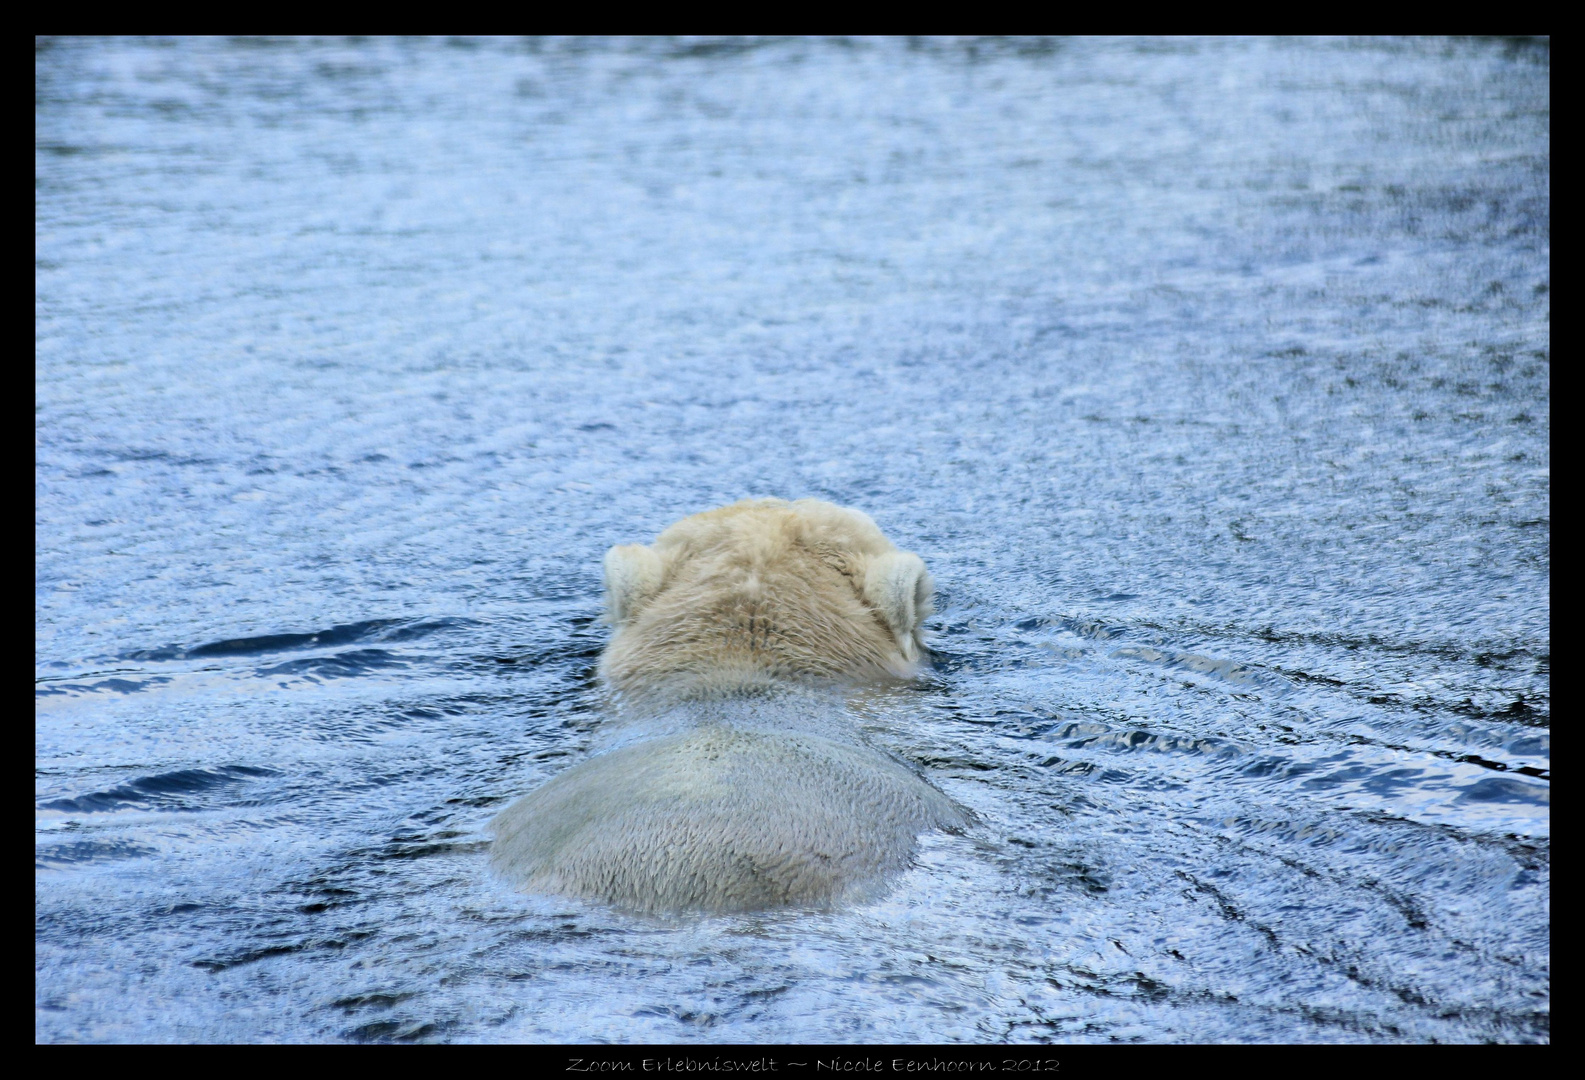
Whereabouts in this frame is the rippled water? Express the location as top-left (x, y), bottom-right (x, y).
top-left (36, 37), bottom-right (1548, 1043)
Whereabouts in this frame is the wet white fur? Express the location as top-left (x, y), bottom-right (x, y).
top-left (491, 498), bottom-right (962, 913)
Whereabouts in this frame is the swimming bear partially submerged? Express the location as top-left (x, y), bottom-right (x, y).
top-left (489, 498), bottom-right (967, 913)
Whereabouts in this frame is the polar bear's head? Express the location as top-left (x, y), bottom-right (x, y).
top-left (599, 499), bottom-right (934, 694)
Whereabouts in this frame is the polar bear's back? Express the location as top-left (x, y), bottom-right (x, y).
top-left (489, 727), bottom-right (964, 913)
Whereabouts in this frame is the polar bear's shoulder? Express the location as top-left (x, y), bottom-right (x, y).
top-left (490, 726), bottom-right (965, 912)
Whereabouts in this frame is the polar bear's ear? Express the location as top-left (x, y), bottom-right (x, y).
top-left (863, 551), bottom-right (934, 663)
top-left (603, 544), bottom-right (665, 626)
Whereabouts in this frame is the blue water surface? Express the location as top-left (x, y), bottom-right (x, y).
top-left (36, 36), bottom-right (1548, 1043)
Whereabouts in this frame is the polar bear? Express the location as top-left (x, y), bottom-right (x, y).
top-left (489, 498), bottom-right (966, 913)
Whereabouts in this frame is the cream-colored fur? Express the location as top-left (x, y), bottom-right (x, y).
top-left (600, 499), bottom-right (934, 700)
top-left (490, 499), bottom-right (961, 913)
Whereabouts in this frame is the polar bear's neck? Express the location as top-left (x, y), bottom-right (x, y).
top-left (599, 576), bottom-right (920, 698)
top-left (602, 662), bottom-right (866, 712)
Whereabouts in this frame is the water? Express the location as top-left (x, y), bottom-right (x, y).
top-left (35, 37), bottom-right (1548, 1043)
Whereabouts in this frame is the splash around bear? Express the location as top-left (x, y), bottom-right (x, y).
top-left (489, 498), bottom-right (968, 913)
